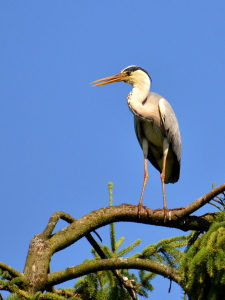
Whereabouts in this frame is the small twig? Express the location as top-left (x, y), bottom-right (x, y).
top-left (211, 198), bottom-right (223, 206)
top-left (215, 196), bottom-right (224, 200)
top-left (168, 279), bottom-right (172, 293)
top-left (181, 184), bottom-right (225, 217)
top-left (41, 211), bottom-right (102, 242)
top-left (93, 230), bottom-right (102, 243)
top-left (208, 202), bottom-right (223, 211)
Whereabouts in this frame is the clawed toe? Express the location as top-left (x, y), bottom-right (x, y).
top-left (122, 203), bottom-right (150, 217)
top-left (154, 207), bottom-right (185, 222)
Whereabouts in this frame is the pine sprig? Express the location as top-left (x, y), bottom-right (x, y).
top-left (179, 211), bottom-right (225, 299)
top-left (108, 182), bottom-right (116, 253)
top-left (115, 237), bottom-right (125, 251)
top-left (71, 183), bottom-right (158, 299)
top-left (116, 239), bottom-right (141, 257)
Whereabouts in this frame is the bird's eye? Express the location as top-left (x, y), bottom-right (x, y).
top-left (127, 71), bottom-right (131, 76)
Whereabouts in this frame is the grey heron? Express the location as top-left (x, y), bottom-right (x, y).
top-left (91, 66), bottom-right (181, 220)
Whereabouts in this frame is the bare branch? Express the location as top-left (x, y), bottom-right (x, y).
top-left (208, 202), bottom-right (223, 211)
top-left (211, 198), bottom-right (224, 205)
top-left (47, 257), bottom-right (182, 289)
top-left (43, 185), bottom-right (225, 256)
top-left (48, 208), bottom-right (210, 255)
top-left (41, 211), bottom-right (76, 239)
top-left (0, 262), bottom-right (23, 278)
top-left (178, 183), bottom-right (225, 217)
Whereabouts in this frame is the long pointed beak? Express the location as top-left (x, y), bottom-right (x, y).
top-left (90, 73), bottom-right (129, 87)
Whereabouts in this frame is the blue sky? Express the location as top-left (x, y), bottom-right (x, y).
top-left (0, 1), bottom-right (225, 299)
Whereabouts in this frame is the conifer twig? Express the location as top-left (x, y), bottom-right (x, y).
top-left (0, 280), bottom-right (31, 299)
top-left (85, 232), bottom-right (139, 300)
top-left (107, 182), bottom-right (139, 299)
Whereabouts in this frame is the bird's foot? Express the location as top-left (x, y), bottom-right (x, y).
top-left (154, 207), bottom-right (185, 222)
top-left (153, 207), bottom-right (169, 222)
top-left (122, 203), bottom-right (150, 218)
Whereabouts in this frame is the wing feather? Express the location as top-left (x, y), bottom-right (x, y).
top-left (158, 98), bottom-right (182, 162)
top-left (134, 116), bottom-right (161, 172)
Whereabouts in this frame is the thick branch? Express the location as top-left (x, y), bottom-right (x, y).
top-left (47, 210), bottom-right (207, 255)
top-left (23, 212), bottom-right (102, 293)
top-left (49, 184), bottom-right (225, 254)
top-left (0, 262), bottom-right (23, 278)
top-left (47, 258), bottom-right (182, 288)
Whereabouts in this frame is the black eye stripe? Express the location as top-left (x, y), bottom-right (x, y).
top-left (123, 66), bottom-right (151, 81)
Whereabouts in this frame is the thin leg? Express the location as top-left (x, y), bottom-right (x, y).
top-left (160, 138), bottom-right (169, 221)
top-left (137, 139), bottom-right (149, 217)
top-left (122, 138), bottom-right (150, 217)
top-left (139, 158), bottom-right (148, 205)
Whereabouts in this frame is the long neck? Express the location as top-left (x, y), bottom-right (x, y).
top-left (127, 76), bottom-right (151, 118)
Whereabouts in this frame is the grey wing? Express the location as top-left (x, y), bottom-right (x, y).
top-left (134, 116), bottom-right (161, 172)
top-left (158, 98), bottom-right (182, 163)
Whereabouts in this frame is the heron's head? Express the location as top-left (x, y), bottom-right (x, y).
top-left (91, 65), bottom-right (151, 88)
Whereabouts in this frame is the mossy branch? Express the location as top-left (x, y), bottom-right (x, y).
top-left (41, 212), bottom-right (76, 239)
top-left (0, 263), bottom-right (23, 279)
top-left (48, 184), bottom-right (225, 256)
top-left (47, 257), bottom-right (182, 288)
top-left (0, 278), bottom-right (30, 299)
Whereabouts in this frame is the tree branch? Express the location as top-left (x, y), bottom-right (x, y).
top-left (49, 184), bottom-right (225, 254)
top-left (177, 183), bottom-right (225, 217)
top-left (21, 184), bottom-right (225, 294)
top-left (41, 212), bottom-right (76, 239)
top-left (0, 280), bottom-right (31, 299)
top-left (0, 262), bottom-right (23, 278)
top-left (47, 258), bottom-right (183, 289)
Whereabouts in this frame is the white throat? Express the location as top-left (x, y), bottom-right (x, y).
top-left (127, 72), bottom-right (151, 117)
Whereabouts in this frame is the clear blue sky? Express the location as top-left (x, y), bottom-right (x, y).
top-left (1, 2), bottom-right (225, 299)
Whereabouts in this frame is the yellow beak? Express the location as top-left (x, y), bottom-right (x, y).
top-left (90, 73), bottom-right (130, 87)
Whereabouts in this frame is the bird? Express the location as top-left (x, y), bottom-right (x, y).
top-left (91, 65), bottom-right (181, 220)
